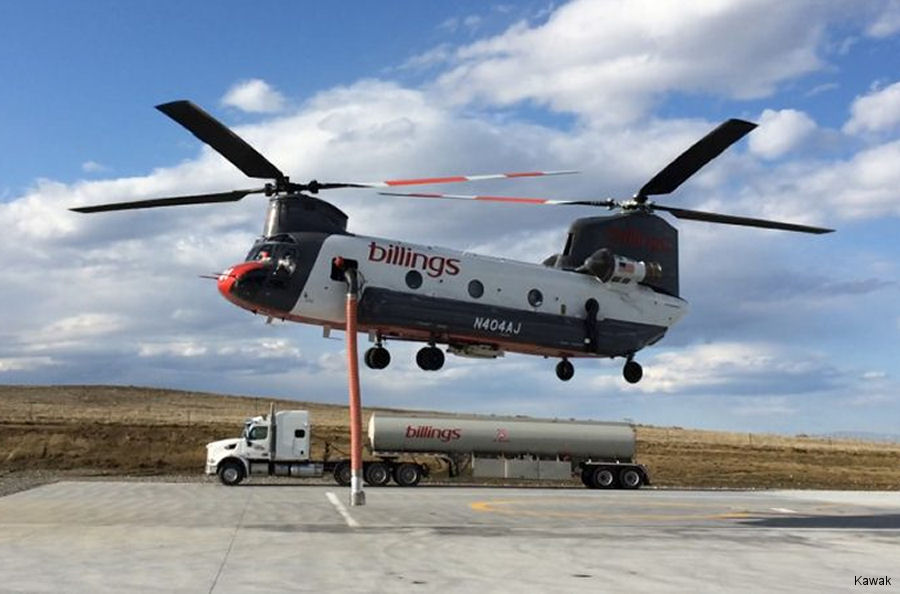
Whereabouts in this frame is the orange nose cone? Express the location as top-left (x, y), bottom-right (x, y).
top-left (217, 261), bottom-right (268, 305)
top-left (217, 268), bottom-right (237, 297)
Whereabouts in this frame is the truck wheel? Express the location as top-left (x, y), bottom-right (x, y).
top-left (218, 460), bottom-right (245, 486)
top-left (619, 467), bottom-right (642, 489)
top-left (333, 461), bottom-right (351, 486)
top-left (364, 462), bottom-right (391, 486)
top-left (393, 463), bottom-right (422, 487)
top-left (591, 467), bottom-right (616, 489)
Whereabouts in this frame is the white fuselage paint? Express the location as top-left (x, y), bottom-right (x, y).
top-left (289, 234), bottom-right (688, 355)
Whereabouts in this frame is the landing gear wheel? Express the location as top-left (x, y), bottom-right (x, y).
top-left (364, 346), bottom-right (391, 370)
top-left (416, 346), bottom-right (445, 371)
top-left (218, 460), bottom-right (245, 486)
top-left (619, 467), bottom-right (642, 489)
top-left (364, 462), bottom-right (391, 486)
top-left (623, 360), bottom-right (643, 384)
top-left (333, 461), bottom-right (351, 486)
top-left (393, 463), bottom-right (422, 487)
top-left (591, 467), bottom-right (616, 489)
top-left (555, 359), bottom-right (574, 381)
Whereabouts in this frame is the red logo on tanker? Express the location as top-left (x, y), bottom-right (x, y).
top-left (405, 425), bottom-right (462, 442)
top-left (368, 242), bottom-right (461, 278)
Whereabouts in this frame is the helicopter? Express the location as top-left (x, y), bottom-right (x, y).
top-left (72, 101), bottom-right (833, 383)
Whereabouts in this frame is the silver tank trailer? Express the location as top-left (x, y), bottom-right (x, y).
top-left (367, 414), bottom-right (635, 460)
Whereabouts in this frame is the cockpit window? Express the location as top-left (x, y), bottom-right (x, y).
top-left (272, 248), bottom-right (298, 284)
top-left (246, 244), bottom-right (273, 261)
top-left (246, 242), bottom-right (298, 262)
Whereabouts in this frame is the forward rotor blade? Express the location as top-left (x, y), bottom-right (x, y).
top-left (638, 119), bottom-right (757, 198)
top-left (156, 100), bottom-right (285, 181)
top-left (653, 204), bottom-right (834, 234)
top-left (379, 190), bottom-right (614, 207)
top-left (70, 189), bottom-right (263, 213)
top-left (334, 170), bottom-right (579, 190)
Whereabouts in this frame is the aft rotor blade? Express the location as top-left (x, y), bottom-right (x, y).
top-left (653, 204), bottom-right (834, 234)
top-left (156, 100), bottom-right (285, 181)
top-left (379, 190), bottom-right (614, 207)
top-left (638, 119), bottom-right (757, 198)
top-left (335, 170), bottom-right (579, 190)
top-left (70, 189), bottom-right (263, 213)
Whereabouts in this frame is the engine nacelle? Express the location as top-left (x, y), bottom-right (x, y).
top-left (580, 248), bottom-right (662, 286)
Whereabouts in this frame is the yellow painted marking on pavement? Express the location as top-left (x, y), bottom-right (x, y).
top-left (469, 498), bottom-right (758, 521)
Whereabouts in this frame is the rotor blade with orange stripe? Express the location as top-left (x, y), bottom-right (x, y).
top-left (378, 190), bottom-right (616, 208)
top-left (333, 170), bottom-right (578, 189)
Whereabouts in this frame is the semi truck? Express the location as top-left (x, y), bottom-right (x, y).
top-left (205, 407), bottom-right (649, 489)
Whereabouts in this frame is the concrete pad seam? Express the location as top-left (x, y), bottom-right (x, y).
top-left (208, 490), bottom-right (252, 594)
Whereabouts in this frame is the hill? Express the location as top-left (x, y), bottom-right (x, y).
top-left (2, 385), bottom-right (899, 489)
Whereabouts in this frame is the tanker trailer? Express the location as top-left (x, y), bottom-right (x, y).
top-left (368, 413), bottom-right (649, 489)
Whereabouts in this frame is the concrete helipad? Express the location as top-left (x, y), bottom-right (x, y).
top-left (0, 482), bottom-right (897, 592)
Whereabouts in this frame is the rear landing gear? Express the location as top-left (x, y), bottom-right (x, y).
top-left (364, 346), bottom-right (391, 370)
top-left (555, 358), bottom-right (574, 381)
top-left (416, 345), bottom-right (445, 371)
top-left (623, 359), bottom-right (643, 384)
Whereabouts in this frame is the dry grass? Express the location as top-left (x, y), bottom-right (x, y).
top-left (2, 385), bottom-right (899, 489)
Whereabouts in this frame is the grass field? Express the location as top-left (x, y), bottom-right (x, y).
top-left (2, 385), bottom-right (899, 489)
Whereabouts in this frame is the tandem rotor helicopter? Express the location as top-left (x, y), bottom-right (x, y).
top-left (72, 101), bottom-right (832, 383)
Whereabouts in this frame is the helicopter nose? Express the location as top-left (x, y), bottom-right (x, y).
top-left (217, 261), bottom-right (269, 304)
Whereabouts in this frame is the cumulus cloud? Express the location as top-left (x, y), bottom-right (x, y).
top-left (432, 0), bottom-right (831, 124)
top-left (748, 109), bottom-right (818, 159)
top-left (222, 79), bottom-right (287, 113)
top-left (843, 80), bottom-right (900, 135)
top-left (799, 139), bottom-right (900, 218)
top-left (602, 342), bottom-right (838, 396)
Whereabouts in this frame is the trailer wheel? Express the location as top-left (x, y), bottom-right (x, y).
top-left (333, 461), bottom-right (351, 486)
top-left (364, 462), bottom-right (391, 486)
top-left (591, 467), bottom-right (616, 489)
top-left (393, 463), bottom-right (422, 487)
top-left (580, 467), bottom-right (596, 489)
top-left (619, 467), bottom-right (642, 489)
top-left (218, 460), bottom-right (245, 486)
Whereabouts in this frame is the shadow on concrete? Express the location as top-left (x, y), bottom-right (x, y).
top-left (739, 513), bottom-right (900, 530)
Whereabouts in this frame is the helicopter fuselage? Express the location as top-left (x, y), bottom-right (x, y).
top-left (217, 229), bottom-right (688, 360)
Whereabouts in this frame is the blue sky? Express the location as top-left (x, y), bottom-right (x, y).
top-left (1, 1), bottom-right (899, 435)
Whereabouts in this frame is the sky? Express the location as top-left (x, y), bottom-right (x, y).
top-left (1, 0), bottom-right (899, 436)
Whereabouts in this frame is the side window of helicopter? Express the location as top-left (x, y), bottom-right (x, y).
top-left (406, 270), bottom-right (423, 290)
top-left (468, 279), bottom-right (484, 299)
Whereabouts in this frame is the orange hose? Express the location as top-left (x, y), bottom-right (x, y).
top-left (346, 292), bottom-right (363, 479)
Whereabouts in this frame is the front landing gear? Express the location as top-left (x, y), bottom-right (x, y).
top-left (623, 358), bottom-right (643, 384)
top-left (416, 345), bottom-right (445, 371)
top-left (555, 358), bottom-right (574, 381)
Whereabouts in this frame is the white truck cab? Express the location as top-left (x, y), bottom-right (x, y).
top-left (206, 410), bottom-right (318, 485)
